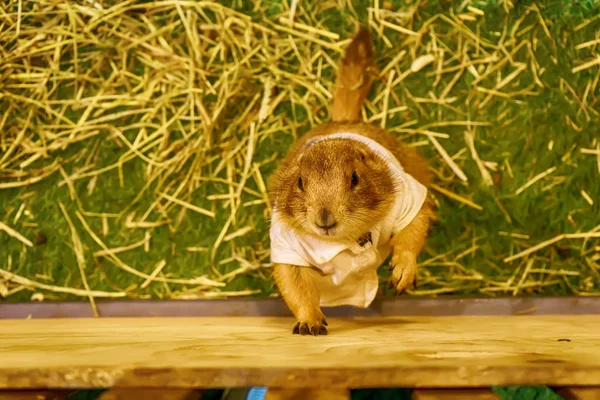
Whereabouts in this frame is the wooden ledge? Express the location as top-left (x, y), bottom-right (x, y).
top-left (1, 315), bottom-right (599, 390)
top-left (2, 297), bottom-right (600, 319)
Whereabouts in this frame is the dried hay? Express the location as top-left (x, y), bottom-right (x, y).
top-left (1, 0), bottom-right (599, 308)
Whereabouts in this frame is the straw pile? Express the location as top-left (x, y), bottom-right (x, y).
top-left (1, 0), bottom-right (599, 308)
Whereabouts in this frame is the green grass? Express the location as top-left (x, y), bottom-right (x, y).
top-left (0, 0), bottom-right (599, 303)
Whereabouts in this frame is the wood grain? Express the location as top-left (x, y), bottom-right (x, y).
top-left (264, 389), bottom-right (349, 400)
top-left (412, 389), bottom-right (500, 399)
top-left (1, 316), bottom-right (599, 389)
top-left (554, 387), bottom-right (600, 400)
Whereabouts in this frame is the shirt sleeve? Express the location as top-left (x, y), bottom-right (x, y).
top-left (392, 172), bottom-right (428, 234)
top-left (269, 218), bottom-right (311, 267)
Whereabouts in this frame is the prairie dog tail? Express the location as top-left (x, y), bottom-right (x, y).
top-left (331, 27), bottom-right (376, 122)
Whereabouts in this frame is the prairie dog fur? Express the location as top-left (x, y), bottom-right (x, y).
top-left (268, 27), bottom-right (435, 336)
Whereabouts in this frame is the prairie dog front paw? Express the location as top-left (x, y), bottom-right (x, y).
top-left (293, 306), bottom-right (328, 336)
top-left (391, 250), bottom-right (417, 294)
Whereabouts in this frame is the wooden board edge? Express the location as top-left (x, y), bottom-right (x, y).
top-left (0, 390), bottom-right (74, 400)
top-left (2, 297), bottom-right (599, 319)
top-left (3, 366), bottom-right (600, 390)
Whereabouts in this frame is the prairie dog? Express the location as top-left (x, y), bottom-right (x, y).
top-left (268, 27), bottom-right (435, 336)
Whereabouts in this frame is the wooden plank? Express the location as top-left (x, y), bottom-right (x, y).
top-left (0, 316), bottom-right (599, 389)
top-left (2, 297), bottom-right (600, 319)
top-left (412, 389), bottom-right (500, 399)
top-left (554, 387), bottom-right (600, 400)
top-left (98, 388), bottom-right (202, 400)
top-left (264, 388), bottom-right (349, 400)
top-left (0, 391), bottom-right (72, 400)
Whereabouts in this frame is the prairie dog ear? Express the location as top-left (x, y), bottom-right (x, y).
top-left (296, 138), bottom-right (318, 163)
top-left (357, 146), bottom-right (376, 166)
top-left (295, 148), bottom-right (306, 165)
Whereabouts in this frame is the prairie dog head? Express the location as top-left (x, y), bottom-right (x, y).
top-left (273, 138), bottom-right (396, 241)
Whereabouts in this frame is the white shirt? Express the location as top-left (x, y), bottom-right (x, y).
top-left (270, 132), bottom-right (427, 308)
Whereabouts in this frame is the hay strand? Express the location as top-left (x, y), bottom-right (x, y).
top-left (0, 268), bottom-right (126, 299)
top-left (0, 221), bottom-right (33, 247)
top-left (59, 202), bottom-right (99, 317)
top-left (0, 0), bottom-right (598, 301)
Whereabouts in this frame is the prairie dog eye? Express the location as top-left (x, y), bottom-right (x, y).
top-left (350, 171), bottom-right (359, 189)
top-left (297, 176), bottom-right (304, 191)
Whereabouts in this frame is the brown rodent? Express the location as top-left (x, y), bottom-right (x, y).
top-left (268, 27), bottom-right (435, 336)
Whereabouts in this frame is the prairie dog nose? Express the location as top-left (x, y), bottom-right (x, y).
top-left (316, 208), bottom-right (337, 229)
